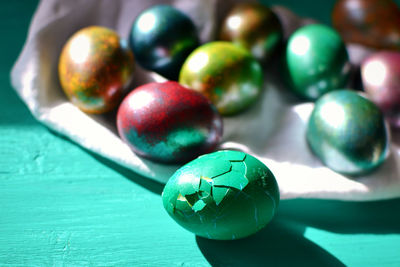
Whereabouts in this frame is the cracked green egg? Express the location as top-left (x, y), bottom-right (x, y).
top-left (162, 150), bottom-right (279, 240)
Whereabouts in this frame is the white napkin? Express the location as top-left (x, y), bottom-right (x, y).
top-left (11, 0), bottom-right (400, 201)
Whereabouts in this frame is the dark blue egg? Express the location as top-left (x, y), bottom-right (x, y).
top-left (129, 5), bottom-right (199, 80)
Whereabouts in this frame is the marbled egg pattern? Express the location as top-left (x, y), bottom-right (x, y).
top-left (220, 2), bottom-right (282, 62)
top-left (180, 41), bottom-right (263, 116)
top-left (117, 81), bottom-right (223, 164)
top-left (307, 90), bottom-right (389, 175)
top-left (59, 26), bottom-right (134, 113)
top-left (332, 0), bottom-right (400, 50)
top-left (129, 5), bottom-right (199, 80)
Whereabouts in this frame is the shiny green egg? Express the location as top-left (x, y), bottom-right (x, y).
top-left (162, 150), bottom-right (279, 240)
top-left (179, 42), bottom-right (263, 116)
top-left (285, 24), bottom-right (350, 101)
top-left (306, 90), bottom-right (389, 176)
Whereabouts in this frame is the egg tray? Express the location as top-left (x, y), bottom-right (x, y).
top-left (11, 0), bottom-right (400, 201)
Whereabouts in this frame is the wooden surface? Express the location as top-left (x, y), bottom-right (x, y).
top-left (1, 0), bottom-right (400, 266)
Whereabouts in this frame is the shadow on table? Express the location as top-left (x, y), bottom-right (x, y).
top-left (278, 198), bottom-right (400, 234)
top-left (197, 197), bottom-right (400, 266)
top-left (196, 217), bottom-right (344, 267)
top-left (49, 129), bottom-right (165, 195)
top-left (90, 149), bottom-right (166, 194)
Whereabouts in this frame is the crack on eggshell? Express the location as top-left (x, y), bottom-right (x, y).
top-left (239, 190), bottom-right (261, 228)
top-left (174, 152), bottom-right (253, 215)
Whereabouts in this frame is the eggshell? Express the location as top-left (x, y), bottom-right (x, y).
top-left (162, 150), bottom-right (279, 240)
top-left (307, 90), bottom-right (389, 175)
top-left (129, 5), bottom-right (199, 80)
top-left (116, 81), bottom-right (223, 163)
top-left (179, 41), bottom-right (263, 116)
top-left (59, 26), bottom-right (134, 113)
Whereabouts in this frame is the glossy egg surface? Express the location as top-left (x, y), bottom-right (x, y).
top-left (285, 24), bottom-right (350, 101)
top-left (129, 5), bottom-right (199, 80)
top-left (162, 150), bottom-right (279, 240)
top-left (361, 51), bottom-right (400, 127)
top-left (179, 41), bottom-right (263, 116)
top-left (220, 2), bottom-right (282, 62)
top-left (117, 81), bottom-right (223, 164)
top-left (307, 90), bottom-right (389, 175)
top-left (332, 0), bottom-right (400, 50)
top-left (59, 26), bottom-right (134, 114)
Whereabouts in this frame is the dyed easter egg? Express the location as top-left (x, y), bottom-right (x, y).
top-left (162, 150), bottom-right (279, 240)
top-left (220, 2), bottom-right (282, 62)
top-left (129, 5), bottom-right (199, 80)
top-left (361, 52), bottom-right (400, 128)
top-left (332, 0), bottom-right (400, 50)
top-left (307, 90), bottom-right (389, 176)
top-left (179, 42), bottom-right (263, 116)
top-left (59, 26), bottom-right (134, 114)
top-left (285, 24), bottom-right (350, 101)
top-left (117, 81), bottom-right (222, 163)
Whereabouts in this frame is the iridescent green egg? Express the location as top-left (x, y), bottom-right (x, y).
top-left (179, 42), bottom-right (263, 116)
top-left (306, 90), bottom-right (389, 175)
top-left (285, 24), bottom-right (350, 101)
top-left (162, 150), bottom-right (279, 240)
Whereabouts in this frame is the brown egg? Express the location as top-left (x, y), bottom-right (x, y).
top-left (332, 0), bottom-right (400, 50)
top-left (59, 26), bottom-right (135, 114)
top-left (220, 3), bottom-right (282, 62)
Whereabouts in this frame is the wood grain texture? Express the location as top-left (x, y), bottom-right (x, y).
top-left (2, 0), bottom-right (400, 266)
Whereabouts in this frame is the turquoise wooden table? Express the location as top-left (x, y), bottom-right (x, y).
top-left (1, 1), bottom-right (400, 266)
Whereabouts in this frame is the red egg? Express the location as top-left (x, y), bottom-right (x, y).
top-left (117, 81), bottom-right (223, 163)
top-left (362, 52), bottom-right (400, 128)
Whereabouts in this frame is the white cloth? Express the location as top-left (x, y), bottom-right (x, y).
top-left (11, 0), bottom-right (400, 201)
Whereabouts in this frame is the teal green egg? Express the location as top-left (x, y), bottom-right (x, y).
top-left (162, 150), bottom-right (279, 240)
top-left (306, 90), bottom-right (389, 176)
top-left (285, 24), bottom-right (350, 101)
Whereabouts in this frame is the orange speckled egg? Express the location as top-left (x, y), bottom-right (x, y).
top-left (58, 26), bottom-right (135, 114)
